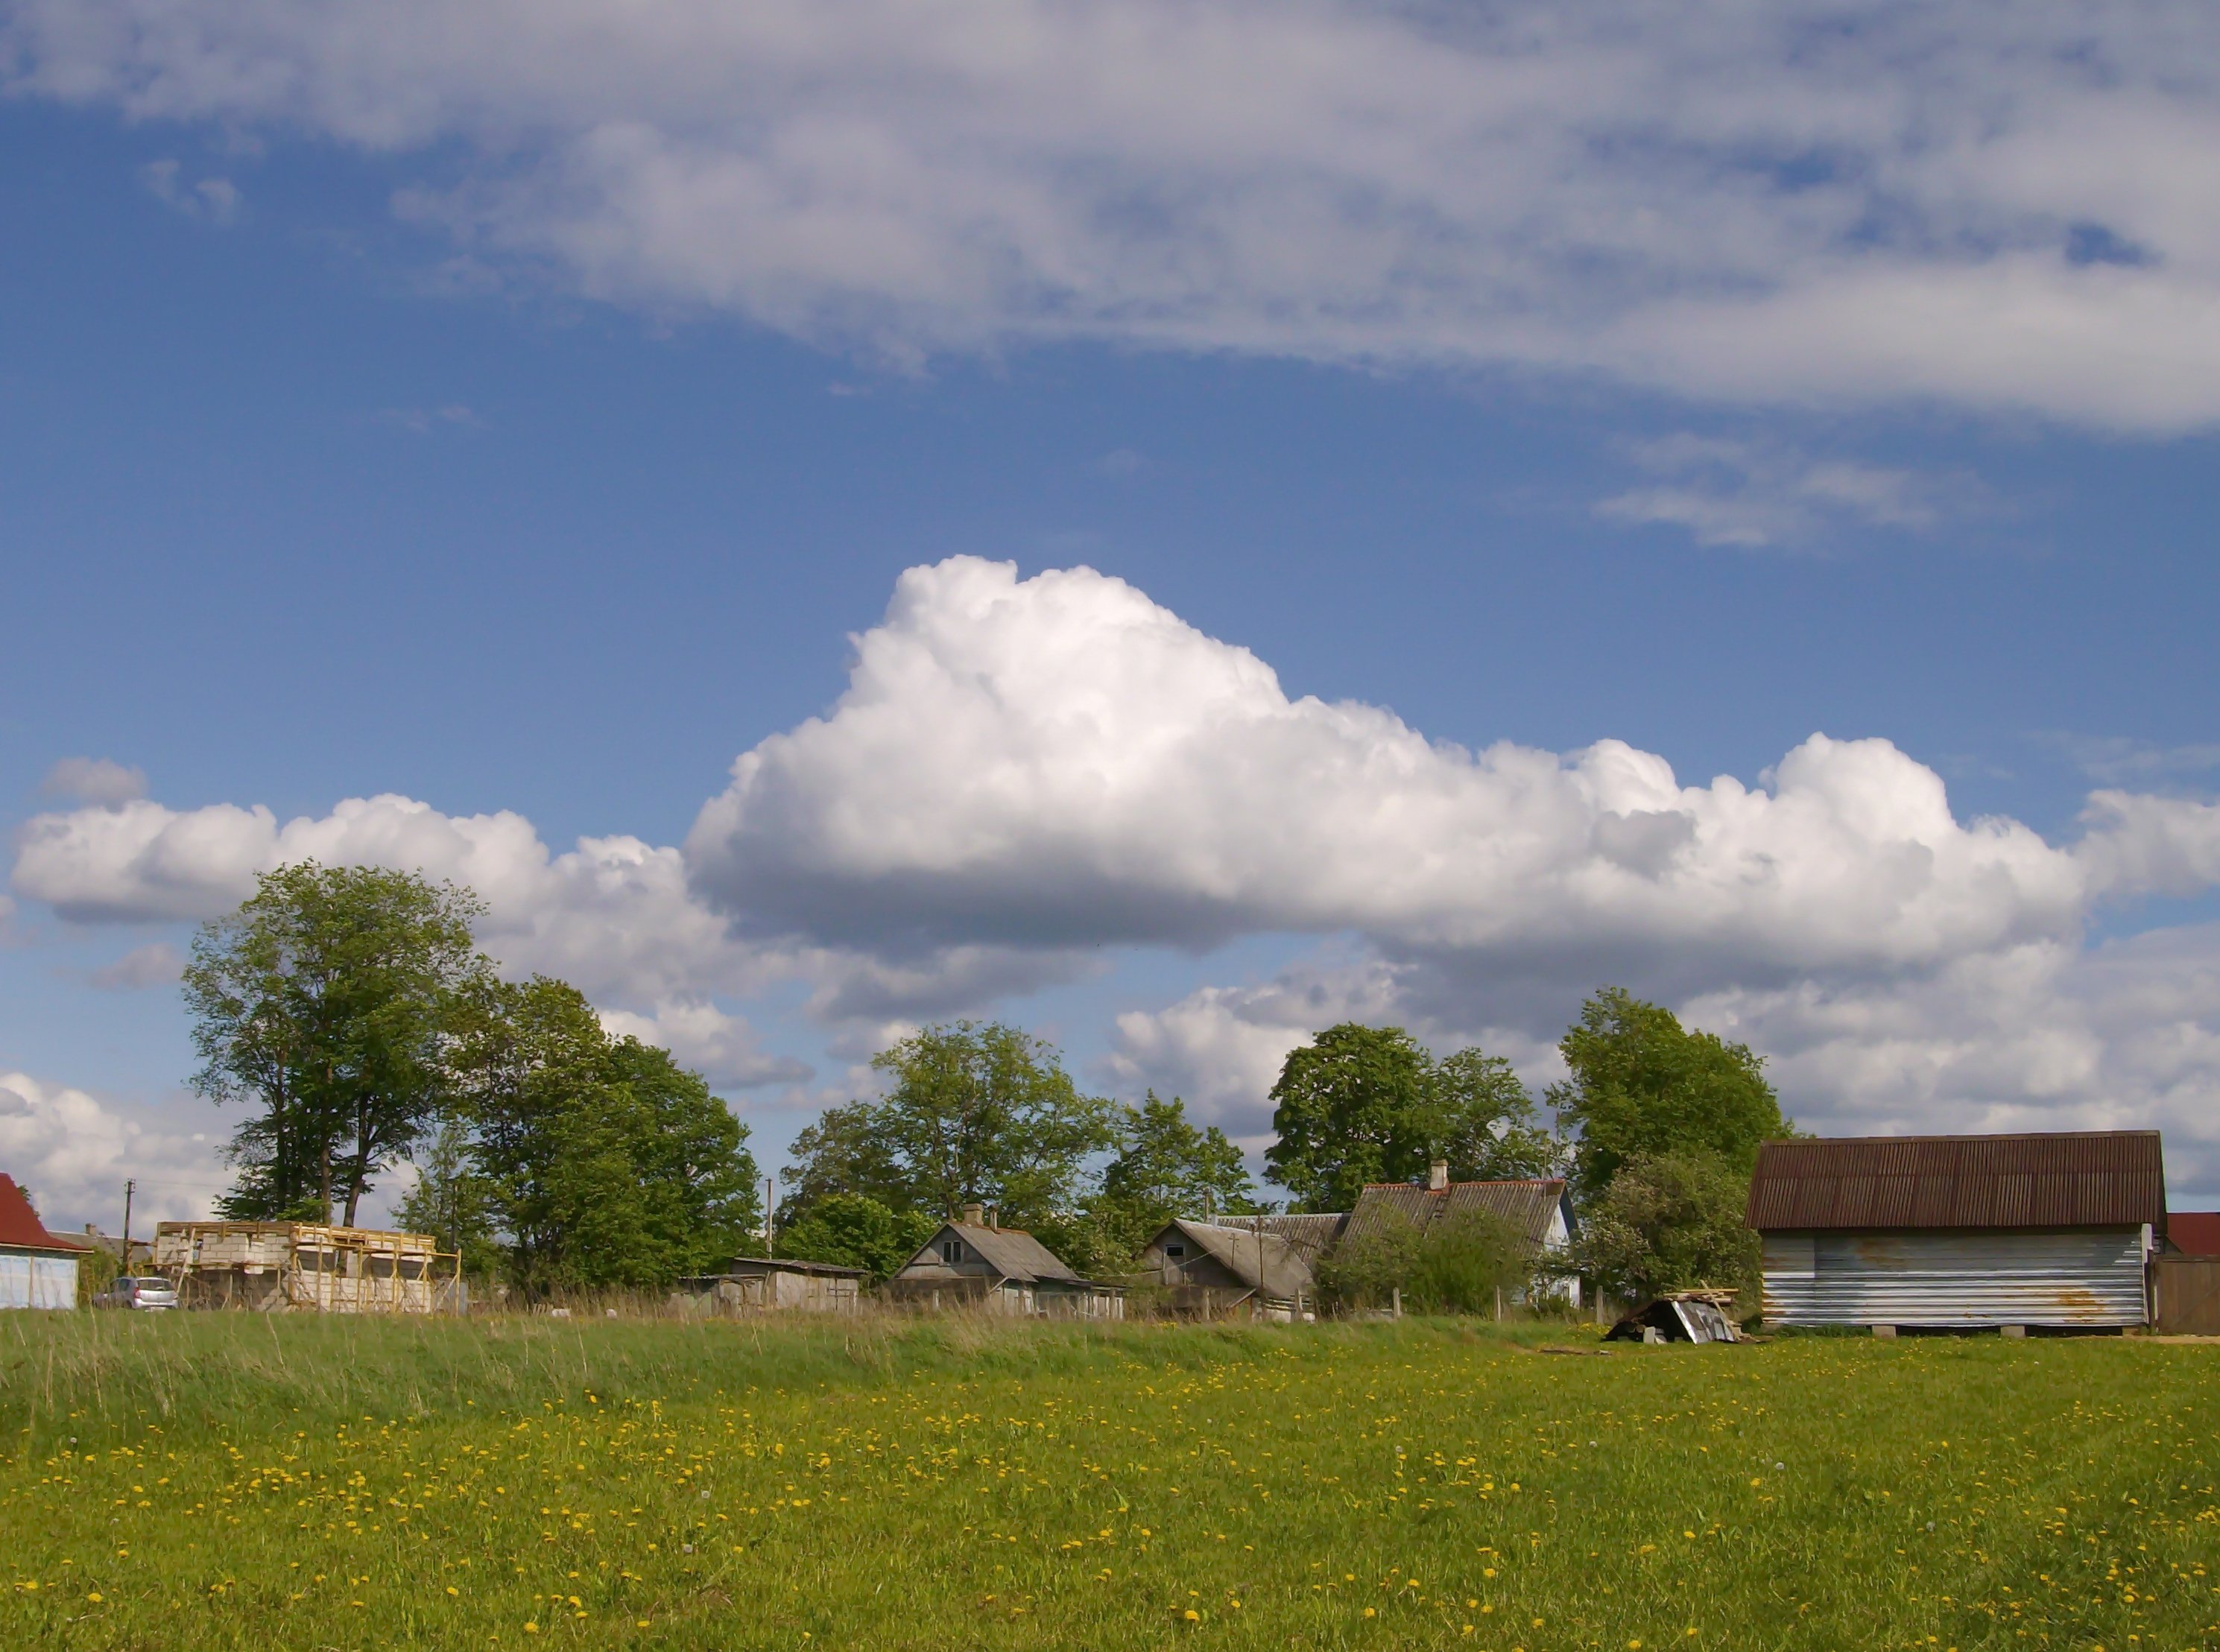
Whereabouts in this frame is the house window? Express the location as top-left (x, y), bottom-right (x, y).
top-left (941, 1239), bottom-right (965, 1264)
top-left (1164, 1244), bottom-right (1186, 1259)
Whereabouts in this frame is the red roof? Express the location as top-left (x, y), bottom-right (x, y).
top-left (0, 1174), bottom-right (83, 1253)
top-left (1747, 1132), bottom-right (2166, 1232)
top-left (2170, 1212), bottom-right (2220, 1256)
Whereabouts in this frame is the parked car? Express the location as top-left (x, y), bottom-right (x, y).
top-left (94, 1275), bottom-right (179, 1311)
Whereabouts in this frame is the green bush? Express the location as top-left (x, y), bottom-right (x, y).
top-left (1570, 1148), bottom-right (1759, 1305)
top-left (1315, 1208), bottom-right (1531, 1314)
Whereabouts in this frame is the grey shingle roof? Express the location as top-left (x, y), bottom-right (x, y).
top-left (905, 1221), bottom-right (1105, 1285)
top-left (1156, 1220), bottom-right (1315, 1300)
top-left (1342, 1180), bottom-right (1569, 1251)
top-left (1202, 1212), bottom-right (1349, 1264)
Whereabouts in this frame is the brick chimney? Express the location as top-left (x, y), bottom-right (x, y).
top-left (1428, 1159), bottom-right (1449, 1191)
top-left (960, 1203), bottom-right (987, 1227)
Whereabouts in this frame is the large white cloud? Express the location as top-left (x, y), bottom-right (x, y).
top-left (11, 2), bottom-right (2220, 427)
top-left (0, 1069), bottom-right (227, 1233)
top-left (688, 557), bottom-right (2136, 992)
top-left (10, 794), bottom-right (762, 1004)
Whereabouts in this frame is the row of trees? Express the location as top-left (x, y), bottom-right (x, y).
top-left (774, 1023), bottom-right (1258, 1279)
top-left (186, 865), bottom-right (760, 1290)
top-left (186, 865), bottom-right (1786, 1305)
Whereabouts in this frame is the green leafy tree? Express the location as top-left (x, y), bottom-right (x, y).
top-left (391, 1114), bottom-right (503, 1279)
top-left (1265, 1023), bottom-right (1434, 1212)
top-left (1060, 1092), bottom-right (1269, 1272)
top-left (1101, 1092), bottom-right (1260, 1223)
top-left (183, 863), bottom-right (488, 1224)
top-left (1313, 1209), bottom-right (1531, 1315)
top-left (1267, 1026), bottom-right (1560, 1211)
top-left (1428, 1048), bottom-right (1566, 1183)
top-left (459, 978), bottom-right (760, 1291)
top-left (779, 1101), bottom-right (911, 1215)
top-left (784, 1022), bottom-right (1114, 1229)
top-left (1569, 1150), bottom-right (1761, 1305)
top-left (774, 1193), bottom-right (938, 1282)
top-left (1549, 987), bottom-right (1788, 1197)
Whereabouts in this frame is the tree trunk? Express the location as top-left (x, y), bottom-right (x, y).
top-left (320, 1139), bottom-right (333, 1225)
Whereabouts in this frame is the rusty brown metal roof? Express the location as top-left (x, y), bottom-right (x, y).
top-left (1747, 1132), bottom-right (2166, 1232)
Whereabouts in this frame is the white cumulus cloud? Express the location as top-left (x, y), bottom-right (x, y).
top-left (687, 557), bottom-right (2117, 993)
top-left (11, 2), bottom-right (2220, 427)
top-left (596, 1000), bottom-right (812, 1092)
top-left (0, 1069), bottom-right (227, 1233)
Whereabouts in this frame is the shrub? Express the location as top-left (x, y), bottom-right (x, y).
top-left (1571, 1148), bottom-right (1759, 1305)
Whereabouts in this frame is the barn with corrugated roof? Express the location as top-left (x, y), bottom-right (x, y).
top-left (1745, 1131), bottom-right (2166, 1334)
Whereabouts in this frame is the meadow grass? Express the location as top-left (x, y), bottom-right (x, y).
top-left (1, 1309), bottom-right (2214, 1651)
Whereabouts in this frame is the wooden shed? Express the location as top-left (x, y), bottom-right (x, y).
top-left (152, 1221), bottom-right (466, 1314)
top-left (1746, 1131), bottom-right (2166, 1333)
top-left (1139, 1219), bottom-right (1315, 1320)
top-left (0, 1174), bottom-right (85, 1310)
top-left (885, 1206), bottom-right (1124, 1318)
top-left (671, 1257), bottom-right (866, 1314)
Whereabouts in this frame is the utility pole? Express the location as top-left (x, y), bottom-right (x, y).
top-left (763, 1177), bottom-right (775, 1253)
top-left (120, 1179), bottom-right (136, 1270)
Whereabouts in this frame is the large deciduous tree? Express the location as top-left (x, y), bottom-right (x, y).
top-left (782, 1022), bottom-right (1114, 1229)
top-left (1549, 987), bottom-right (1787, 1198)
top-left (1099, 1092), bottom-right (1259, 1225)
top-left (1266, 1025), bottom-right (1561, 1212)
top-left (459, 977), bottom-right (762, 1291)
top-left (1265, 1023), bottom-right (1435, 1212)
top-left (183, 862), bottom-right (487, 1224)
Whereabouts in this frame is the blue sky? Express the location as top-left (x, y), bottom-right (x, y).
top-left (5, 3), bottom-right (2220, 1230)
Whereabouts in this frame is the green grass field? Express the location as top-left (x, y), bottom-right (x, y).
top-left (2, 1311), bottom-right (2214, 1651)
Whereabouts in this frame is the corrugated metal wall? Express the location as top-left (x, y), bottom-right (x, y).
top-left (0, 1253), bottom-right (78, 1309)
top-left (1762, 1228), bottom-right (2148, 1327)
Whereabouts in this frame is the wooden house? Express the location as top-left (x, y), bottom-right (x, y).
top-left (885, 1205), bottom-right (1124, 1318)
top-left (1138, 1218), bottom-right (1315, 1319)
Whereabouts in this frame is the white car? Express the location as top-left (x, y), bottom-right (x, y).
top-left (94, 1275), bottom-right (179, 1311)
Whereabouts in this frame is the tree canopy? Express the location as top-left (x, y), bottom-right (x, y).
top-left (1265, 1024), bottom-right (1561, 1212)
top-left (1549, 987), bottom-right (1787, 1197)
top-left (183, 862), bottom-right (487, 1224)
top-left (1099, 1092), bottom-right (1259, 1225)
top-left (458, 977), bottom-right (761, 1291)
top-left (780, 1022), bottom-right (1115, 1228)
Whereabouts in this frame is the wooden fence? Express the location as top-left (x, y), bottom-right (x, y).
top-left (2153, 1256), bottom-right (2220, 1335)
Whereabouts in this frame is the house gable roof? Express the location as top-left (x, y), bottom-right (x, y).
top-left (1154, 1220), bottom-right (1314, 1300)
top-left (1344, 1179), bottom-right (1570, 1250)
top-left (1746, 1132), bottom-right (2166, 1232)
top-left (908, 1221), bottom-right (1089, 1285)
top-left (0, 1174), bottom-right (84, 1253)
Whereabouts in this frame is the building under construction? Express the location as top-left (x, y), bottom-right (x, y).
top-left (152, 1221), bottom-right (466, 1314)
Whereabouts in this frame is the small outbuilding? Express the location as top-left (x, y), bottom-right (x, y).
top-left (886, 1205), bottom-right (1124, 1318)
top-left (153, 1221), bottom-right (466, 1314)
top-left (1139, 1219), bottom-right (1315, 1320)
top-left (671, 1257), bottom-right (867, 1314)
top-left (0, 1174), bottom-right (86, 1309)
top-left (1747, 1131), bottom-right (2166, 1333)
top-left (1343, 1164), bottom-right (1582, 1308)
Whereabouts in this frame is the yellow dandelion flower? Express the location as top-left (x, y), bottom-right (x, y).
top-left (1363, 1607), bottom-right (1377, 1618)
top-left (87, 1592), bottom-right (104, 1604)
top-left (1183, 1609), bottom-right (1201, 1622)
